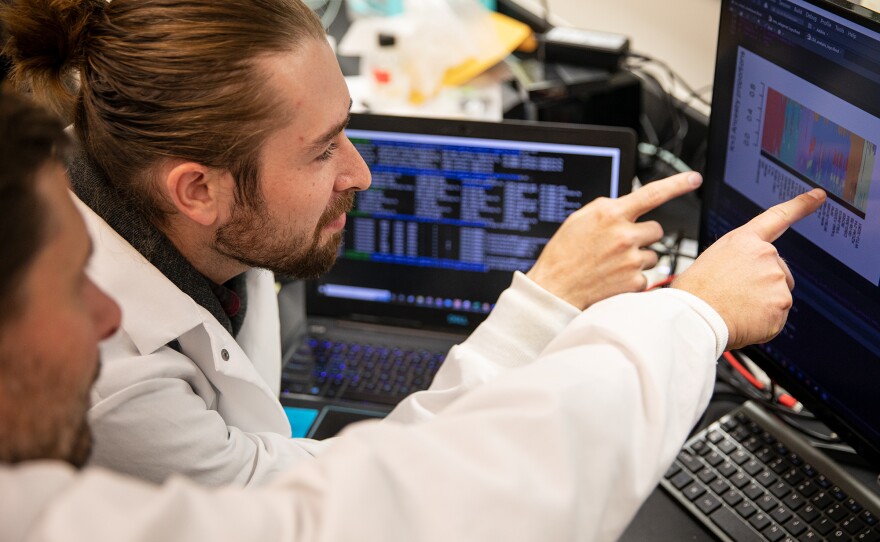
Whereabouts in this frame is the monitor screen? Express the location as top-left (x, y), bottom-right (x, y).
top-left (307, 113), bottom-right (636, 332)
top-left (702, 0), bottom-right (880, 463)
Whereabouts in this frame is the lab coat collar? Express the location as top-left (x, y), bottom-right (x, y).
top-left (73, 193), bottom-right (207, 356)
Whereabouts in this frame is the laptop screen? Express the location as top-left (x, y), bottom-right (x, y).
top-left (701, 0), bottom-right (880, 464)
top-left (307, 113), bottom-right (636, 332)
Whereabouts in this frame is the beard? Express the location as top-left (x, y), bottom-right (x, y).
top-left (0, 354), bottom-right (98, 468)
top-left (213, 191), bottom-right (355, 280)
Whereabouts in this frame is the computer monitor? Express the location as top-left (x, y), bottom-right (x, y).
top-left (307, 113), bottom-right (636, 332)
top-left (701, 0), bottom-right (880, 465)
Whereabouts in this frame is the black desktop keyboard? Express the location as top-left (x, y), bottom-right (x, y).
top-left (280, 336), bottom-right (446, 406)
top-left (662, 402), bottom-right (880, 542)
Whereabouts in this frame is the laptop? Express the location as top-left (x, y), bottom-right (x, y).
top-left (661, 0), bottom-right (880, 539)
top-left (279, 113), bottom-right (637, 439)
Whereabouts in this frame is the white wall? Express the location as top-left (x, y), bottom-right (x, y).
top-left (513, 0), bottom-right (722, 109)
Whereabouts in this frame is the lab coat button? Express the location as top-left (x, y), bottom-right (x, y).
top-left (221, 349), bottom-right (230, 361)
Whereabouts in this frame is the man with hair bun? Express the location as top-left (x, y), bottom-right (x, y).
top-left (0, 0), bottom-right (825, 536)
top-left (0, 85), bottom-right (826, 539)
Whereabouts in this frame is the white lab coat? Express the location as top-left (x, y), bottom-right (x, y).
top-left (0, 287), bottom-right (725, 542)
top-left (75, 194), bottom-right (585, 486)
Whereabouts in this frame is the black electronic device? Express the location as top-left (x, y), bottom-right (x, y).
top-left (661, 0), bottom-right (880, 539)
top-left (280, 112), bottom-right (636, 439)
top-left (699, 0), bottom-right (880, 468)
top-left (539, 26), bottom-right (630, 72)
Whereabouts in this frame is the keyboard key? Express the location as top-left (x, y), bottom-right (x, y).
top-left (697, 467), bottom-right (717, 484)
top-left (708, 430), bottom-right (724, 443)
top-left (846, 499), bottom-right (864, 514)
top-left (737, 500), bottom-right (758, 518)
top-left (783, 492), bottom-right (806, 511)
top-left (664, 462), bottom-right (681, 479)
top-left (797, 480), bottom-right (818, 498)
top-left (770, 458), bottom-right (790, 474)
top-left (730, 449), bottom-right (750, 464)
top-left (798, 530), bottom-right (821, 540)
top-left (743, 483), bottom-right (765, 500)
top-left (749, 512), bottom-right (772, 530)
top-left (812, 516), bottom-right (835, 535)
top-left (730, 471), bottom-right (750, 489)
top-left (743, 436), bottom-right (762, 452)
top-left (844, 517), bottom-right (867, 535)
top-left (815, 475), bottom-right (832, 489)
top-left (861, 511), bottom-right (878, 526)
top-left (763, 523), bottom-right (786, 542)
top-left (783, 469), bottom-right (805, 486)
top-left (695, 494), bottom-right (722, 515)
top-left (756, 470), bottom-right (779, 487)
top-left (812, 491), bottom-right (834, 510)
top-left (669, 471), bottom-right (694, 490)
top-left (723, 489), bottom-right (744, 506)
top-left (683, 483), bottom-right (706, 501)
top-left (758, 494), bottom-right (779, 511)
top-left (689, 440), bottom-right (709, 455)
top-left (856, 529), bottom-right (880, 541)
top-left (710, 478), bottom-right (731, 495)
top-left (678, 452), bottom-right (702, 472)
top-left (705, 451), bottom-right (724, 466)
top-left (827, 529), bottom-right (850, 540)
top-left (785, 517), bottom-right (808, 536)
top-left (830, 486), bottom-right (848, 501)
top-left (757, 447), bottom-right (776, 462)
top-left (731, 426), bottom-right (751, 442)
top-left (770, 505), bottom-right (793, 524)
top-left (802, 464), bottom-right (818, 478)
top-left (799, 504), bottom-right (821, 523)
top-left (827, 503), bottom-right (849, 522)
top-left (718, 439), bottom-right (737, 454)
top-left (770, 481), bottom-right (792, 499)
top-left (743, 459), bottom-right (764, 476)
top-left (718, 461), bottom-right (737, 477)
top-left (711, 506), bottom-right (763, 542)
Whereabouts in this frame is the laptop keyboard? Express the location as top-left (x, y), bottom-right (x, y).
top-left (662, 403), bottom-right (880, 542)
top-left (281, 336), bottom-right (446, 406)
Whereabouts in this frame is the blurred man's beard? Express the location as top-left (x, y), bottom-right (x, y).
top-left (214, 192), bottom-right (355, 279)
top-left (0, 355), bottom-right (97, 468)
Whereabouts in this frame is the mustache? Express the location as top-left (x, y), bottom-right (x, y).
top-left (317, 191), bottom-right (356, 230)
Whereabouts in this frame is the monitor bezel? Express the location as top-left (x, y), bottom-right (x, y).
top-left (700, 0), bottom-right (880, 468)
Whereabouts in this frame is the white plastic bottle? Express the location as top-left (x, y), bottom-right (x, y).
top-left (363, 32), bottom-right (410, 107)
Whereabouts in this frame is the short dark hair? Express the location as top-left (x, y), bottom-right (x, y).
top-left (0, 87), bottom-right (69, 321)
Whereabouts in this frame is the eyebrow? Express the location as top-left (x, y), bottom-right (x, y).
top-left (306, 99), bottom-right (353, 155)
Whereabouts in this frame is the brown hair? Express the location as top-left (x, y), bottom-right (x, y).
top-left (0, 86), bottom-right (70, 321)
top-left (1, 0), bottom-right (326, 225)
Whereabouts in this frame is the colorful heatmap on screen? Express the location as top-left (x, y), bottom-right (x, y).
top-left (761, 87), bottom-right (876, 216)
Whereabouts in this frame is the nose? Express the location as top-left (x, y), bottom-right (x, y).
top-left (86, 278), bottom-right (122, 340)
top-left (336, 136), bottom-right (372, 192)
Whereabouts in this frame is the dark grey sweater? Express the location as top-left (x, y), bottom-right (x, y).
top-left (68, 150), bottom-right (247, 337)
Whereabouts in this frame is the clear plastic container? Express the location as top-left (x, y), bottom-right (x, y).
top-left (362, 33), bottom-right (410, 106)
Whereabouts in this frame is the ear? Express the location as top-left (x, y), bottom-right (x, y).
top-left (163, 162), bottom-right (230, 227)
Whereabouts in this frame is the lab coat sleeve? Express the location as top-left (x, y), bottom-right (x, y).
top-left (385, 270), bottom-right (581, 423)
top-left (5, 289), bottom-right (723, 542)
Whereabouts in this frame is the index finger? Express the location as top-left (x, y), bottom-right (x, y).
top-left (745, 189), bottom-right (827, 242)
top-left (618, 172), bottom-right (703, 220)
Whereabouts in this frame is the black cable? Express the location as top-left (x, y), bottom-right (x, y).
top-left (626, 51), bottom-right (712, 107)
